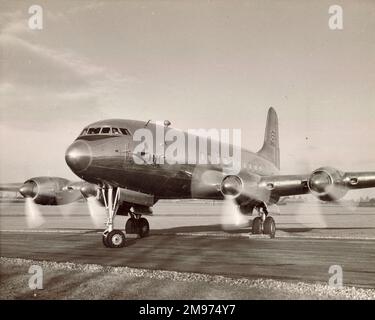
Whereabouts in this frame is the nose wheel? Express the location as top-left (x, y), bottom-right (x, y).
top-left (103, 229), bottom-right (126, 248)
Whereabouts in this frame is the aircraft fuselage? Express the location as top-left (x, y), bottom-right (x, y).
top-left (65, 119), bottom-right (279, 200)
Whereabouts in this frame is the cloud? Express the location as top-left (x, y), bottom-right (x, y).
top-left (0, 33), bottom-right (135, 85)
top-left (0, 6), bottom-right (139, 129)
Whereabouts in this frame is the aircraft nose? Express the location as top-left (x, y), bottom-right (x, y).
top-left (19, 181), bottom-right (38, 198)
top-left (65, 140), bottom-right (92, 172)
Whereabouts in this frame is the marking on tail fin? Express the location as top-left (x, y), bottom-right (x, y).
top-left (270, 130), bottom-right (276, 146)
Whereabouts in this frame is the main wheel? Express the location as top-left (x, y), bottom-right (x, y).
top-left (125, 217), bottom-right (138, 234)
top-left (138, 218), bottom-right (150, 238)
top-left (263, 216), bottom-right (276, 238)
top-left (106, 230), bottom-right (126, 248)
top-left (102, 234), bottom-right (110, 247)
top-left (252, 217), bottom-right (262, 234)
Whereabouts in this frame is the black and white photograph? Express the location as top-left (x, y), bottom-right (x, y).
top-left (0, 0), bottom-right (375, 304)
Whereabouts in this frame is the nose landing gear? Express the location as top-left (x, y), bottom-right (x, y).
top-left (101, 186), bottom-right (126, 248)
top-left (251, 203), bottom-right (276, 238)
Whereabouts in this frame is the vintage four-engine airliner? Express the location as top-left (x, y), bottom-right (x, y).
top-left (2, 108), bottom-right (375, 248)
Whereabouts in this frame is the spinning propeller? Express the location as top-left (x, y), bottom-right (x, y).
top-left (87, 196), bottom-right (106, 228)
top-left (191, 168), bottom-right (274, 231)
top-left (5, 178), bottom-right (104, 229)
top-left (292, 162), bottom-right (355, 228)
top-left (24, 197), bottom-right (45, 228)
top-left (66, 182), bottom-right (105, 228)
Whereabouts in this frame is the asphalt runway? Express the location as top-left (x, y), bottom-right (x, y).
top-left (1, 200), bottom-right (375, 298)
top-left (1, 230), bottom-right (375, 289)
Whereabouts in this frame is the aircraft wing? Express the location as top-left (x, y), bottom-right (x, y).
top-left (258, 167), bottom-right (375, 202)
top-left (0, 183), bottom-right (23, 192)
top-left (0, 179), bottom-right (95, 205)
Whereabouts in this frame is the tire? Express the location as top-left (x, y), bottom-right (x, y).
top-left (102, 234), bottom-right (110, 247)
top-left (138, 218), bottom-right (150, 238)
top-left (125, 218), bottom-right (138, 234)
top-left (263, 216), bottom-right (276, 238)
top-left (107, 230), bottom-right (126, 248)
top-left (252, 217), bottom-right (262, 234)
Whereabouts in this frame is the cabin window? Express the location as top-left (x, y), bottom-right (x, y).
top-left (101, 127), bottom-right (111, 134)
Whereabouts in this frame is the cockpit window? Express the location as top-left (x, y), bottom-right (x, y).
top-left (80, 128), bottom-right (88, 136)
top-left (101, 127), bottom-right (110, 134)
top-left (87, 127), bottom-right (101, 134)
top-left (112, 127), bottom-right (120, 135)
top-left (120, 128), bottom-right (130, 135)
top-left (79, 126), bottom-right (132, 137)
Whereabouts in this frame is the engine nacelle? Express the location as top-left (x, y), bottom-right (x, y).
top-left (20, 177), bottom-right (71, 205)
top-left (308, 167), bottom-right (348, 201)
top-left (220, 175), bottom-right (243, 197)
top-left (78, 182), bottom-right (98, 198)
top-left (220, 172), bottom-right (271, 205)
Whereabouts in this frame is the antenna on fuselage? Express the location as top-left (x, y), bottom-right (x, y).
top-left (144, 120), bottom-right (151, 127)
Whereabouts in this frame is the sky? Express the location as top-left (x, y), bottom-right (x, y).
top-left (0, 0), bottom-right (374, 196)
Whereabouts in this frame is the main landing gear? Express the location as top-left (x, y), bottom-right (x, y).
top-left (125, 214), bottom-right (150, 238)
top-left (251, 203), bottom-right (276, 238)
top-left (100, 187), bottom-right (151, 248)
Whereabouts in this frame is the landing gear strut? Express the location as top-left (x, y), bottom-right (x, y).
top-left (251, 203), bottom-right (276, 238)
top-left (125, 213), bottom-right (150, 238)
top-left (101, 187), bottom-right (126, 248)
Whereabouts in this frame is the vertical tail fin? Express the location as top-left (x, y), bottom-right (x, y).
top-left (257, 107), bottom-right (280, 169)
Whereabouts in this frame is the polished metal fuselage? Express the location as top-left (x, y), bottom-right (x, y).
top-left (69, 119), bottom-right (279, 200)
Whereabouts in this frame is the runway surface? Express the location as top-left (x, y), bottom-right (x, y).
top-left (1, 230), bottom-right (375, 289)
top-left (1, 200), bottom-right (375, 299)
